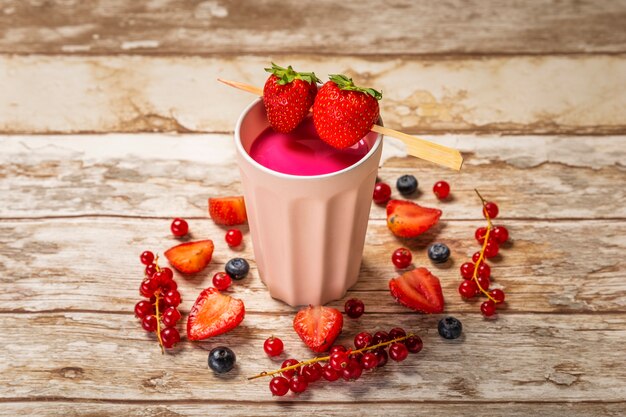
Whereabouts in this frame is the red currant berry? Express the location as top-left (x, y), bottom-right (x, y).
top-left (481, 300), bottom-right (497, 317)
top-left (145, 263), bottom-right (158, 278)
top-left (492, 225), bottom-right (509, 244)
top-left (484, 239), bottom-right (499, 258)
top-left (476, 275), bottom-right (490, 291)
top-left (472, 251), bottom-right (483, 265)
top-left (373, 182), bottom-right (392, 205)
top-left (342, 358), bottom-right (363, 381)
top-left (389, 342), bottom-right (409, 362)
top-left (269, 376), bottom-right (290, 396)
top-left (483, 202), bottom-right (499, 219)
top-left (281, 359), bottom-right (300, 378)
top-left (263, 336), bottom-right (284, 357)
top-left (375, 349), bottom-right (388, 367)
top-left (354, 332), bottom-right (373, 349)
top-left (212, 272), bottom-right (232, 291)
top-left (489, 289), bottom-right (506, 303)
top-left (361, 352), bottom-right (378, 370)
top-left (372, 331), bottom-right (389, 345)
top-left (391, 247), bottom-right (412, 269)
top-left (458, 280), bottom-right (478, 298)
top-left (329, 351), bottom-right (349, 371)
top-left (161, 306), bottom-right (181, 327)
top-left (289, 375), bottom-right (308, 393)
top-left (475, 227), bottom-right (487, 244)
top-left (139, 278), bottom-right (158, 298)
top-left (163, 290), bottom-right (181, 307)
top-left (322, 364), bottom-right (340, 381)
top-left (405, 335), bottom-right (423, 353)
top-left (154, 269), bottom-right (173, 287)
top-left (140, 251), bottom-right (154, 266)
top-left (301, 363), bottom-right (322, 383)
top-left (477, 263), bottom-right (491, 279)
top-left (344, 298), bottom-right (365, 319)
top-left (460, 262), bottom-right (476, 280)
top-left (225, 229), bottom-right (243, 247)
top-left (134, 300), bottom-right (153, 318)
top-left (141, 315), bottom-right (157, 332)
top-left (433, 180), bottom-right (450, 199)
top-left (170, 218), bottom-right (189, 237)
top-left (330, 345), bottom-right (347, 355)
top-left (389, 327), bottom-right (406, 340)
top-left (160, 327), bottom-right (180, 348)
top-left (161, 279), bottom-right (177, 293)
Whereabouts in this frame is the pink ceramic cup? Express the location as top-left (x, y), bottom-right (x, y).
top-left (234, 99), bottom-right (384, 306)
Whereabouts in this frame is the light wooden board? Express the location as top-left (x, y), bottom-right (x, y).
top-left (1, 135), bottom-right (624, 219)
top-left (1, 218), bottom-right (624, 314)
top-left (2, 55), bottom-right (626, 134)
top-left (1, 0), bottom-right (625, 55)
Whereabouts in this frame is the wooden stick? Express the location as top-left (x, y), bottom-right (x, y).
top-left (218, 78), bottom-right (463, 171)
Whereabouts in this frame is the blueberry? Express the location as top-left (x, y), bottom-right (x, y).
top-left (396, 174), bottom-right (418, 195)
top-left (208, 346), bottom-right (236, 373)
top-left (428, 243), bottom-right (450, 263)
top-left (438, 316), bottom-right (463, 340)
top-left (225, 258), bottom-right (249, 280)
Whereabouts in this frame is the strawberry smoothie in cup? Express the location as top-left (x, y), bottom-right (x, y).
top-left (235, 99), bottom-right (383, 306)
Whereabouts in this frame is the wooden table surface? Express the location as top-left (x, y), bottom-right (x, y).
top-left (1, 1), bottom-right (626, 416)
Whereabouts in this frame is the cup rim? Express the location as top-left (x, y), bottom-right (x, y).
top-left (234, 98), bottom-right (384, 180)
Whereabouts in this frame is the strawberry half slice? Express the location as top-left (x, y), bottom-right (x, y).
top-left (164, 240), bottom-right (214, 274)
top-left (209, 196), bottom-right (247, 226)
top-left (187, 287), bottom-right (245, 341)
top-left (293, 305), bottom-right (343, 353)
top-left (386, 199), bottom-right (442, 238)
top-left (389, 267), bottom-right (444, 314)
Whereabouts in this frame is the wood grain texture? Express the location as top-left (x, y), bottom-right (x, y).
top-left (1, 135), bottom-right (624, 220)
top-left (1, 0), bottom-right (625, 55)
top-left (2, 402), bottom-right (626, 417)
top-left (2, 55), bottom-right (626, 135)
top-left (2, 312), bottom-right (626, 403)
top-left (1, 216), bottom-right (625, 314)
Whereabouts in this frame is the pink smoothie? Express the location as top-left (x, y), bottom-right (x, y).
top-left (248, 116), bottom-right (371, 176)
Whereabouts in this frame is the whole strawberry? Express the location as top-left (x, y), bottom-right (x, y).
top-left (313, 74), bottom-right (382, 149)
top-left (263, 63), bottom-right (320, 133)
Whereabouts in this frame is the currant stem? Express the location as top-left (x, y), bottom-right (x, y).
top-left (247, 334), bottom-right (413, 380)
top-left (473, 189), bottom-right (497, 303)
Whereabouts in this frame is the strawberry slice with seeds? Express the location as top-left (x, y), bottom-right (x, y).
top-left (164, 240), bottom-right (214, 274)
top-left (386, 199), bottom-right (442, 238)
top-left (263, 62), bottom-right (320, 133)
top-left (293, 305), bottom-right (343, 353)
top-left (187, 287), bottom-right (245, 341)
top-left (389, 268), bottom-right (444, 314)
top-left (209, 196), bottom-right (247, 226)
top-left (313, 74), bottom-right (381, 149)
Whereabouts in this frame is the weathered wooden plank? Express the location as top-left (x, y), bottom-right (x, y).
top-left (0, 401), bottom-right (624, 417)
top-left (1, 135), bottom-right (624, 219)
top-left (2, 55), bottom-right (626, 134)
top-left (1, 218), bottom-right (624, 313)
top-left (1, 0), bottom-right (625, 55)
top-left (1, 312), bottom-right (625, 402)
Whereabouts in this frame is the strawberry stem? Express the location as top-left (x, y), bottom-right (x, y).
top-left (247, 334), bottom-right (412, 380)
top-left (264, 62), bottom-right (320, 85)
top-left (328, 74), bottom-right (382, 100)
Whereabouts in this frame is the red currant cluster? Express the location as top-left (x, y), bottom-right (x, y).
top-left (458, 190), bottom-right (509, 317)
top-left (255, 327), bottom-right (423, 396)
top-left (135, 250), bottom-right (182, 352)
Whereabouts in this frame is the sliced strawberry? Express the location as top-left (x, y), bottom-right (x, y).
top-left (164, 240), bottom-right (214, 274)
top-left (209, 196), bottom-right (247, 226)
top-left (293, 305), bottom-right (343, 353)
top-left (389, 267), bottom-right (444, 314)
top-left (187, 287), bottom-right (245, 341)
top-left (386, 199), bottom-right (442, 238)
